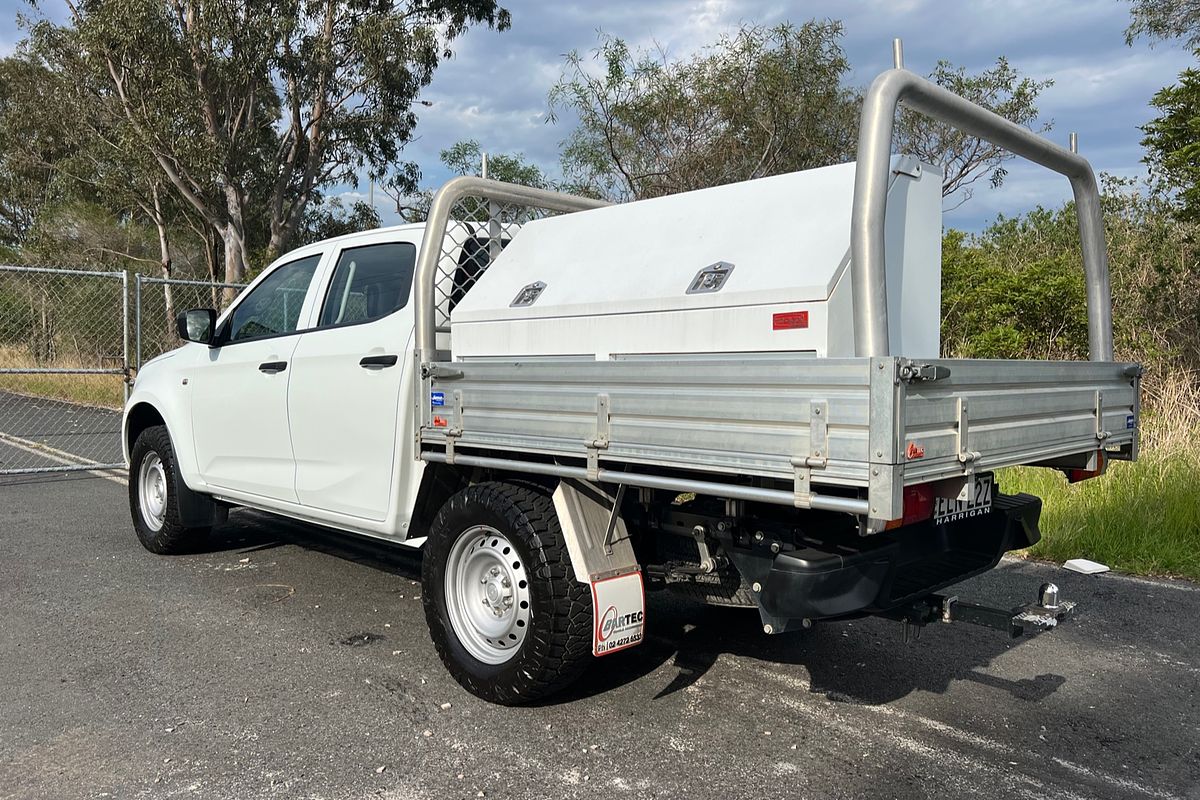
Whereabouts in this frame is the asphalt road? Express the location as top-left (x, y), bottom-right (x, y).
top-left (0, 390), bottom-right (123, 471)
top-left (1, 471), bottom-right (1198, 800)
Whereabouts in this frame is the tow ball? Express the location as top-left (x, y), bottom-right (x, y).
top-left (891, 583), bottom-right (1075, 642)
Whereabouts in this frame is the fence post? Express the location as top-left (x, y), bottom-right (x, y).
top-left (122, 270), bottom-right (130, 404)
top-left (134, 273), bottom-right (142, 373)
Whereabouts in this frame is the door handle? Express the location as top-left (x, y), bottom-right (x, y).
top-left (258, 361), bottom-right (288, 373)
top-left (359, 354), bottom-right (399, 369)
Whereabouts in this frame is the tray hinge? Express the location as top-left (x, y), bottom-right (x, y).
top-left (444, 390), bottom-right (464, 464)
top-left (956, 397), bottom-right (981, 473)
top-left (586, 394), bottom-right (611, 480)
top-left (1094, 389), bottom-right (1110, 442)
top-left (791, 400), bottom-right (830, 508)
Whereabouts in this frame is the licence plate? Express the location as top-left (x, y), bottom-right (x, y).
top-left (933, 473), bottom-right (994, 524)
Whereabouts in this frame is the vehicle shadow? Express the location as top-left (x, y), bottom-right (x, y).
top-left (200, 509), bottom-right (1065, 708)
top-left (201, 508), bottom-right (424, 578)
top-left (547, 594), bottom-right (1066, 707)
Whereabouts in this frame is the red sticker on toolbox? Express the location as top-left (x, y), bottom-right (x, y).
top-left (773, 311), bottom-right (809, 330)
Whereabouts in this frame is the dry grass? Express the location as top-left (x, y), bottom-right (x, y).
top-left (0, 344), bottom-right (126, 409)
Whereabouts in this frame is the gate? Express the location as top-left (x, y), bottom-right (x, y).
top-left (133, 275), bottom-right (245, 370)
top-left (0, 265), bottom-right (129, 475)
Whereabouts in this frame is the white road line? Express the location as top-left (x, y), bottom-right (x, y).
top-left (0, 431), bottom-right (127, 486)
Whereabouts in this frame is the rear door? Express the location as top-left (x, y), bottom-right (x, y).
top-left (190, 252), bottom-right (323, 502)
top-left (287, 238), bottom-right (418, 521)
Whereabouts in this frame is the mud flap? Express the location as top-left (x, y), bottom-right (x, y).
top-left (552, 479), bottom-right (646, 656)
top-left (591, 571), bottom-right (646, 656)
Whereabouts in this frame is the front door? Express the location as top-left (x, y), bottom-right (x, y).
top-left (190, 253), bottom-right (322, 502)
top-left (288, 240), bottom-right (417, 521)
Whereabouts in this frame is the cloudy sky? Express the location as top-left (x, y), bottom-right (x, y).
top-left (1, 0), bottom-right (1194, 231)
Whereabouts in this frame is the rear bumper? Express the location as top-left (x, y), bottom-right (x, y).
top-left (759, 493), bottom-right (1042, 621)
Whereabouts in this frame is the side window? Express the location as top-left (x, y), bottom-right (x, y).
top-left (318, 242), bottom-right (416, 328)
top-left (226, 254), bottom-right (321, 343)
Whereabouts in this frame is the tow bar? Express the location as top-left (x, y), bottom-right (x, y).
top-left (887, 583), bottom-right (1075, 642)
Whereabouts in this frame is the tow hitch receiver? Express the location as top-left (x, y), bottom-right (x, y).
top-left (890, 583), bottom-right (1075, 641)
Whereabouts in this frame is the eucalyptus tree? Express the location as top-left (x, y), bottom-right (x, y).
top-left (893, 58), bottom-right (1053, 205)
top-left (29, 0), bottom-right (510, 283)
top-left (550, 22), bottom-right (1049, 206)
top-left (549, 22), bottom-right (859, 202)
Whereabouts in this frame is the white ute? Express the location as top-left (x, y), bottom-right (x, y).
top-left (124, 63), bottom-right (1139, 703)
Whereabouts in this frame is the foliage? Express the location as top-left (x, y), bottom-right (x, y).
top-left (0, 57), bottom-right (66, 247)
top-left (895, 58), bottom-right (1052, 203)
top-left (941, 177), bottom-right (1200, 382)
top-left (548, 23), bottom-right (859, 201)
top-left (397, 139), bottom-right (547, 222)
top-left (14, 0), bottom-right (510, 282)
top-left (941, 227), bottom-right (1088, 360)
top-left (1141, 57), bottom-right (1200, 222)
top-left (297, 197), bottom-right (383, 247)
top-left (1125, 0), bottom-right (1200, 47)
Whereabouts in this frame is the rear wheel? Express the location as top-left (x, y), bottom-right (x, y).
top-left (128, 425), bottom-right (210, 554)
top-left (422, 481), bottom-right (592, 704)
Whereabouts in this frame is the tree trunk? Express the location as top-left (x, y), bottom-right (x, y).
top-left (220, 227), bottom-right (244, 305)
top-left (219, 183), bottom-right (249, 304)
top-left (151, 187), bottom-right (175, 338)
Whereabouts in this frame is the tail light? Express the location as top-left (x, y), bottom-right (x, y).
top-left (1065, 450), bottom-right (1108, 483)
top-left (884, 482), bottom-right (935, 530)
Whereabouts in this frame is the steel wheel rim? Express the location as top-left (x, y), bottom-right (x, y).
top-left (138, 452), bottom-right (168, 532)
top-left (444, 525), bottom-right (532, 665)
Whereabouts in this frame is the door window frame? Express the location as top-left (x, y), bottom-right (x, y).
top-left (313, 240), bottom-right (419, 334)
top-left (212, 250), bottom-right (328, 347)
top-left (303, 232), bottom-right (422, 336)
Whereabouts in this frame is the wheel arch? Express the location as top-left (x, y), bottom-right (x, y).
top-left (408, 461), bottom-right (562, 541)
top-left (409, 463), bottom-right (637, 585)
top-left (124, 400), bottom-right (225, 529)
top-left (124, 401), bottom-right (167, 463)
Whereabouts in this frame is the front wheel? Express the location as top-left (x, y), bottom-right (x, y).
top-left (128, 425), bottom-right (210, 554)
top-left (422, 481), bottom-right (592, 704)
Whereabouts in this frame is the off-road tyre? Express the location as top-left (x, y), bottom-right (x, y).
top-left (128, 425), bottom-right (210, 554)
top-left (422, 481), bottom-right (592, 704)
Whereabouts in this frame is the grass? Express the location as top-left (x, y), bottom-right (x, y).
top-left (1003, 374), bottom-right (1200, 581)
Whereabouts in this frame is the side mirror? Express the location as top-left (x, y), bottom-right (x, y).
top-left (176, 308), bottom-right (216, 345)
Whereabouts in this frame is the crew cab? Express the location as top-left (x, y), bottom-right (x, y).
top-left (123, 64), bottom-right (1140, 704)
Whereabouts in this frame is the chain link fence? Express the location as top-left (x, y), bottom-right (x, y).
top-left (1, 198), bottom-right (548, 476)
top-left (0, 265), bottom-right (129, 474)
top-left (0, 266), bottom-right (249, 475)
top-left (134, 275), bottom-right (245, 369)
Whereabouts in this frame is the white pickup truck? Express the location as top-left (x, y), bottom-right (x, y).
top-left (123, 65), bottom-right (1140, 704)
